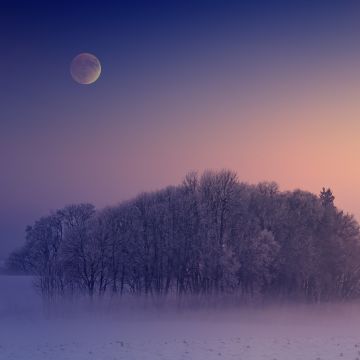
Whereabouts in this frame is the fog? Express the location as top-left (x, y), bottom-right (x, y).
top-left (1, 276), bottom-right (360, 359)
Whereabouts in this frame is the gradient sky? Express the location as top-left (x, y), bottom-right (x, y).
top-left (2, 0), bottom-right (360, 258)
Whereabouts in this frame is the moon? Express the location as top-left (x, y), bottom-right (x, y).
top-left (70, 53), bottom-right (101, 85)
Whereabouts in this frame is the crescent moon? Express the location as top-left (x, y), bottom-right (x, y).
top-left (70, 53), bottom-right (101, 85)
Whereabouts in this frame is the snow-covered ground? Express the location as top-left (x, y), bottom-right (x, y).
top-left (1, 276), bottom-right (360, 360)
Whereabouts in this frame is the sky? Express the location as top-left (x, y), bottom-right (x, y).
top-left (2, 0), bottom-right (360, 258)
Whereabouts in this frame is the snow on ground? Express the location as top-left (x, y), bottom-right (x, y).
top-left (1, 276), bottom-right (360, 360)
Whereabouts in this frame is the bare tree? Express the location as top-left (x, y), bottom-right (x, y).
top-left (8, 171), bottom-right (360, 303)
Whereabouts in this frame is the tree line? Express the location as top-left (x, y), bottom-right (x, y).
top-left (7, 170), bottom-right (360, 302)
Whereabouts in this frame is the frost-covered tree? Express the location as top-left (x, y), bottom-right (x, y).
top-left (8, 171), bottom-right (360, 302)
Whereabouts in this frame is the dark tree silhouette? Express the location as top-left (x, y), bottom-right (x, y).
top-left (7, 171), bottom-right (360, 303)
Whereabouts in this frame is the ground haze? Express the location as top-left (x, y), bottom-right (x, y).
top-left (2, 275), bottom-right (360, 360)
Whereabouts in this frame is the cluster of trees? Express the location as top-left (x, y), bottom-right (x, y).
top-left (7, 170), bottom-right (360, 302)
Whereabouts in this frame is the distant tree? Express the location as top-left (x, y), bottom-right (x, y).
top-left (8, 171), bottom-right (360, 303)
top-left (320, 187), bottom-right (335, 208)
top-left (60, 204), bottom-right (97, 297)
top-left (20, 214), bottom-right (65, 299)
